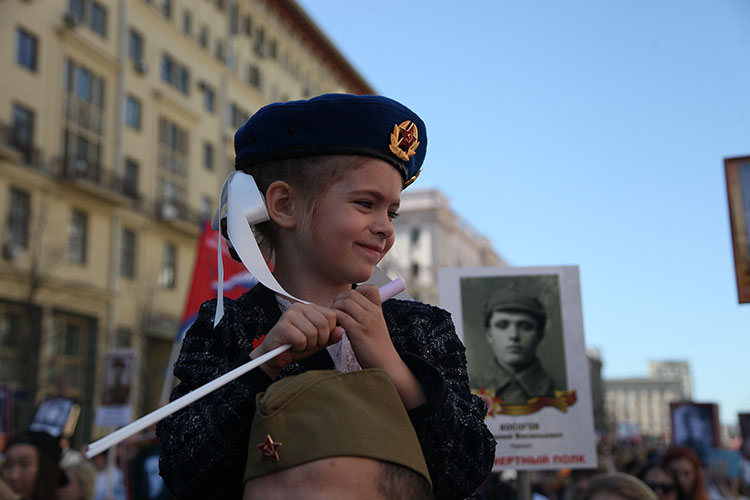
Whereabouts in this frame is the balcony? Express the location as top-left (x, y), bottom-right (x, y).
top-left (52, 157), bottom-right (141, 206)
top-left (154, 198), bottom-right (202, 236)
top-left (0, 121), bottom-right (44, 168)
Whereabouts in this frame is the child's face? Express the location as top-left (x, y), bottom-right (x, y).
top-left (299, 158), bottom-right (402, 285)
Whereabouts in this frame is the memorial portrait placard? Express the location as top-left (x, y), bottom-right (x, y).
top-left (670, 401), bottom-right (719, 463)
top-left (725, 156), bottom-right (750, 303)
top-left (95, 349), bottom-right (137, 428)
top-left (439, 266), bottom-right (596, 470)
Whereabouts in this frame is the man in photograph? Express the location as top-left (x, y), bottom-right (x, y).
top-left (103, 357), bottom-right (131, 405)
top-left (673, 404), bottom-right (716, 462)
top-left (484, 291), bottom-right (559, 405)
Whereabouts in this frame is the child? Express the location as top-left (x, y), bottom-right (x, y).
top-left (156, 94), bottom-right (495, 500)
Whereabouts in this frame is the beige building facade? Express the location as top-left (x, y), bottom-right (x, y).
top-left (1, 0), bottom-right (371, 445)
top-left (605, 377), bottom-right (685, 440)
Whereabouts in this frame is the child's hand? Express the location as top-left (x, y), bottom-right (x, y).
top-left (250, 303), bottom-right (343, 379)
top-left (332, 285), bottom-right (426, 409)
top-left (331, 285), bottom-right (399, 370)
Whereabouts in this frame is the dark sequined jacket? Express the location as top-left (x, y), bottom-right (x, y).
top-left (156, 284), bottom-right (495, 500)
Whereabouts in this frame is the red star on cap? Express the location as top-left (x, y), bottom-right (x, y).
top-left (257, 434), bottom-right (282, 462)
top-left (398, 122), bottom-right (416, 148)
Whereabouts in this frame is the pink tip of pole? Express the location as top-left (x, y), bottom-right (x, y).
top-left (379, 278), bottom-right (406, 302)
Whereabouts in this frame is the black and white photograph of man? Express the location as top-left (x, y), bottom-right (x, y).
top-left (671, 402), bottom-right (718, 462)
top-left (102, 353), bottom-right (134, 406)
top-left (484, 291), bottom-right (560, 404)
top-left (459, 273), bottom-right (567, 410)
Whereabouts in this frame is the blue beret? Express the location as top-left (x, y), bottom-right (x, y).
top-left (234, 94), bottom-right (427, 187)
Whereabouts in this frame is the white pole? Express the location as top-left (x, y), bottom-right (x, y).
top-left (85, 279), bottom-right (405, 458)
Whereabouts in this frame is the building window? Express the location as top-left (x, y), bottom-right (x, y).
top-left (203, 142), bottom-right (214, 170)
top-left (201, 84), bottom-right (215, 112)
top-left (125, 95), bottom-right (141, 130)
top-left (5, 188), bottom-right (30, 251)
top-left (62, 131), bottom-right (101, 180)
top-left (11, 103), bottom-right (34, 162)
top-left (116, 327), bottom-right (131, 348)
top-left (214, 39), bottom-right (225, 62)
top-left (229, 103), bottom-right (248, 128)
top-left (267, 39), bottom-right (277, 60)
top-left (68, 0), bottom-right (107, 37)
top-left (158, 118), bottom-right (188, 213)
top-left (160, 243), bottom-right (176, 288)
top-left (198, 25), bottom-right (208, 49)
top-left (242, 15), bottom-right (252, 35)
top-left (0, 304), bottom-right (26, 384)
top-left (254, 26), bottom-right (265, 57)
top-left (68, 209), bottom-right (87, 264)
top-left (123, 158), bottom-right (139, 197)
top-left (90, 2), bottom-right (107, 36)
top-left (246, 64), bottom-right (262, 90)
top-left (128, 29), bottom-right (144, 63)
top-left (160, 53), bottom-right (190, 94)
top-left (64, 58), bottom-right (105, 115)
top-left (15, 27), bottom-right (37, 72)
top-left (120, 228), bottom-right (136, 278)
top-left (69, 0), bottom-right (85, 21)
top-left (161, 0), bottom-right (172, 19)
top-left (228, 3), bottom-right (239, 34)
top-left (62, 58), bottom-right (105, 180)
top-left (43, 313), bottom-right (91, 401)
top-left (182, 10), bottom-right (192, 35)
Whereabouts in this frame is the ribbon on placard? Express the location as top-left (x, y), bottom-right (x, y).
top-left (210, 172), bottom-right (309, 327)
top-left (473, 388), bottom-right (578, 417)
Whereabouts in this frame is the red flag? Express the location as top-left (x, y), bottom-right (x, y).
top-left (178, 221), bottom-right (257, 340)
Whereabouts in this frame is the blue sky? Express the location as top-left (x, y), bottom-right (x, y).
top-left (296, 0), bottom-right (750, 426)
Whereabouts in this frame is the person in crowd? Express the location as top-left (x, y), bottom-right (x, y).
top-left (662, 447), bottom-right (710, 500)
top-left (1, 430), bottom-right (66, 500)
top-left (583, 473), bottom-right (658, 500)
top-left (90, 453), bottom-right (125, 500)
top-left (562, 455), bottom-right (612, 500)
top-left (483, 291), bottom-right (559, 404)
top-left (0, 477), bottom-right (20, 500)
top-left (242, 369), bottom-right (433, 499)
top-left (156, 93), bottom-right (495, 500)
top-left (57, 454), bottom-right (95, 500)
top-left (637, 461), bottom-right (682, 500)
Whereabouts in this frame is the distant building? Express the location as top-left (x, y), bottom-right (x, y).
top-left (381, 189), bottom-right (505, 306)
top-left (649, 360), bottom-right (693, 400)
top-left (605, 377), bottom-right (685, 440)
top-left (587, 348), bottom-right (606, 433)
top-left (0, 0), bottom-right (371, 446)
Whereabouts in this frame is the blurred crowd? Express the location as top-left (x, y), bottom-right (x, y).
top-left (1, 426), bottom-right (749, 499)
top-left (477, 442), bottom-right (750, 500)
top-left (0, 429), bottom-right (164, 500)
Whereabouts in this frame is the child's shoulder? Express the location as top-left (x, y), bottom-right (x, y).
top-left (382, 298), bottom-right (453, 326)
top-left (194, 284), bottom-right (271, 329)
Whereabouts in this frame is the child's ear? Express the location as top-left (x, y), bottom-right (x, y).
top-left (265, 181), bottom-right (298, 228)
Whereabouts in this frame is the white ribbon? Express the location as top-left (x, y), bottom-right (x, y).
top-left (210, 172), bottom-right (308, 327)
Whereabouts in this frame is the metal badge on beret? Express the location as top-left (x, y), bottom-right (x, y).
top-left (389, 120), bottom-right (422, 187)
top-left (389, 120), bottom-right (420, 161)
top-left (257, 434), bottom-right (282, 462)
